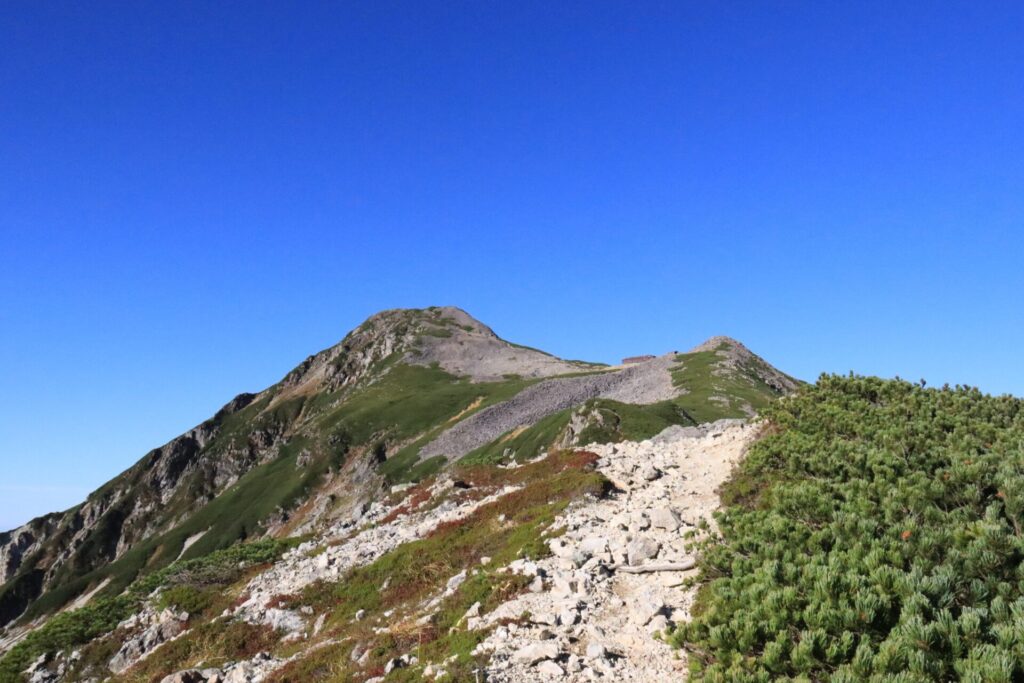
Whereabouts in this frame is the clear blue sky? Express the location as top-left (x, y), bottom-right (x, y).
top-left (2, 1), bottom-right (1022, 530)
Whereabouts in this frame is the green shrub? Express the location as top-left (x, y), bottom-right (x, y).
top-left (0, 595), bottom-right (134, 683)
top-left (155, 585), bottom-right (215, 615)
top-left (671, 375), bottom-right (1024, 682)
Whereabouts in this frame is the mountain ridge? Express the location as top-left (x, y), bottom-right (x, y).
top-left (0, 307), bottom-right (797, 642)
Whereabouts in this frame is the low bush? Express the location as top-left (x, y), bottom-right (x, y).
top-left (671, 375), bottom-right (1024, 683)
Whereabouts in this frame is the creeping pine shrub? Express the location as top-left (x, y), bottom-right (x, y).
top-left (671, 375), bottom-right (1024, 683)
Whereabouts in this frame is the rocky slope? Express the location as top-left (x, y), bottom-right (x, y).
top-left (0, 308), bottom-right (598, 628)
top-left (9, 420), bottom-right (755, 683)
top-left (0, 307), bottom-right (797, 682)
top-left (475, 420), bottom-right (755, 682)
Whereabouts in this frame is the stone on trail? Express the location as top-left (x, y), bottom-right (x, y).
top-left (648, 614), bottom-right (671, 635)
top-left (579, 535), bottom-right (609, 556)
top-left (513, 642), bottom-right (560, 664)
top-left (639, 465), bottom-right (662, 481)
top-left (626, 537), bottom-right (661, 566)
top-left (536, 660), bottom-right (566, 676)
top-left (649, 506), bottom-right (681, 531)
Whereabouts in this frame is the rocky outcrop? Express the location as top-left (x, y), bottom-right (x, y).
top-left (156, 652), bottom-right (282, 683)
top-left (280, 306), bottom-right (596, 399)
top-left (405, 307), bottom-right (596, 381)
top-left (0, 526), bottom-right (40, 584)
top-left (0, 391), bottom-right (287, 629)
top-left (223, 420), bottom-right (751, 683)
top-left (108, 608), bottom-right (190, 674)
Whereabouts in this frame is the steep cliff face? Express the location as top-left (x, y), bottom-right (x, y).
top-left (0, 307), bottom-right (797, 640)
top-left (0, 391), bottom-right (280, 627)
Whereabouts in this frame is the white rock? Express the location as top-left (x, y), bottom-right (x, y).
top-left (649, 507), bottom-right (681, 531)
top-left (223, 663), bottom-right (254, 683)
top-left (628, 511), bottom-right (651, 530)
top-left (463, 601), bottom-right (481, 620)
top-left (636, 591), bottom-right (666, 623)
top-left (513, 642), bottom-right (559, 664)
top-left (550, 575), bottom-right (578, 597)
top-left (533, 611), bottom-right (558, 625)
top-left (536, 660), bottom-right (565, 676)
top-left (558, 605), bottom-right (579, 626)
top-left (639, 465), bottom-right (662, 481)
top-left (626, 537), bottom-right (661, 565)
top-left (578, 536), bottom-right (608, 556)
top-left (648, 614), bottom-right (671, 635)
top-left (445, 569), bottom-right (467, 594)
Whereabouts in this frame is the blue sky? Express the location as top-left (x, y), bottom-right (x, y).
top-left (1, 1), bottom-right (1022, 530)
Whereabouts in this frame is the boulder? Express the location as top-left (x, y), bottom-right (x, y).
top-left (639, 465), bottom-right (662, 481)
top-left (445, 570), bottom-right (467, 594)
top-left (536, 660), bottom-right (565, 676)
top-left (578, 536), bottom-right (609, 556)
top-left (648, 614), bottom-right (671, 635)
top-left (159, 671), bottom-right (206, 683)
top-left (649, 507), bottom-right (681, 531)
top-left (626, 537), bottom-right (661, 566)
top-left (513, 642), bottom-right (559, 664)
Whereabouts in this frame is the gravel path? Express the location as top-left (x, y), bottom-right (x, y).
top-left (418, 355), bottom-right (680, 461)
top-left (475, 419), bottom-right (756, 682)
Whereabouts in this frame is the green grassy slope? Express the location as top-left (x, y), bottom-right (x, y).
top-left (671, 340), bottom-right (800, 421)
top-left (4, 363), bottom-right (536, 627)
top-left (673, 375), bottom-right (1024, 683)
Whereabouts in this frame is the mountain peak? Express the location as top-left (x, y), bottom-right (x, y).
top-left (279, 306), bottom-right (598, 392)
top-left (0, 308), bottom-right (799, 645)
top-left (360, 306), bottom-right (491, 334)
top-left (682, 335), bottom-right (799, 397)
top-left (687, 335), bottom-right (749, 354)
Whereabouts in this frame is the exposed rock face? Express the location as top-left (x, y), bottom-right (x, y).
top-left (0, 526), bottom-right (39, 584)
top-left (281, 306), bottom-right (598, 395)
top-left (402, 307), bottom-right (596, 381)
top-left (0, 393), bottom-right (282, 628)
top-left (0, 307), bottom-right (623, 629)
top-left (108, 608), bottom-right (190, 674)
